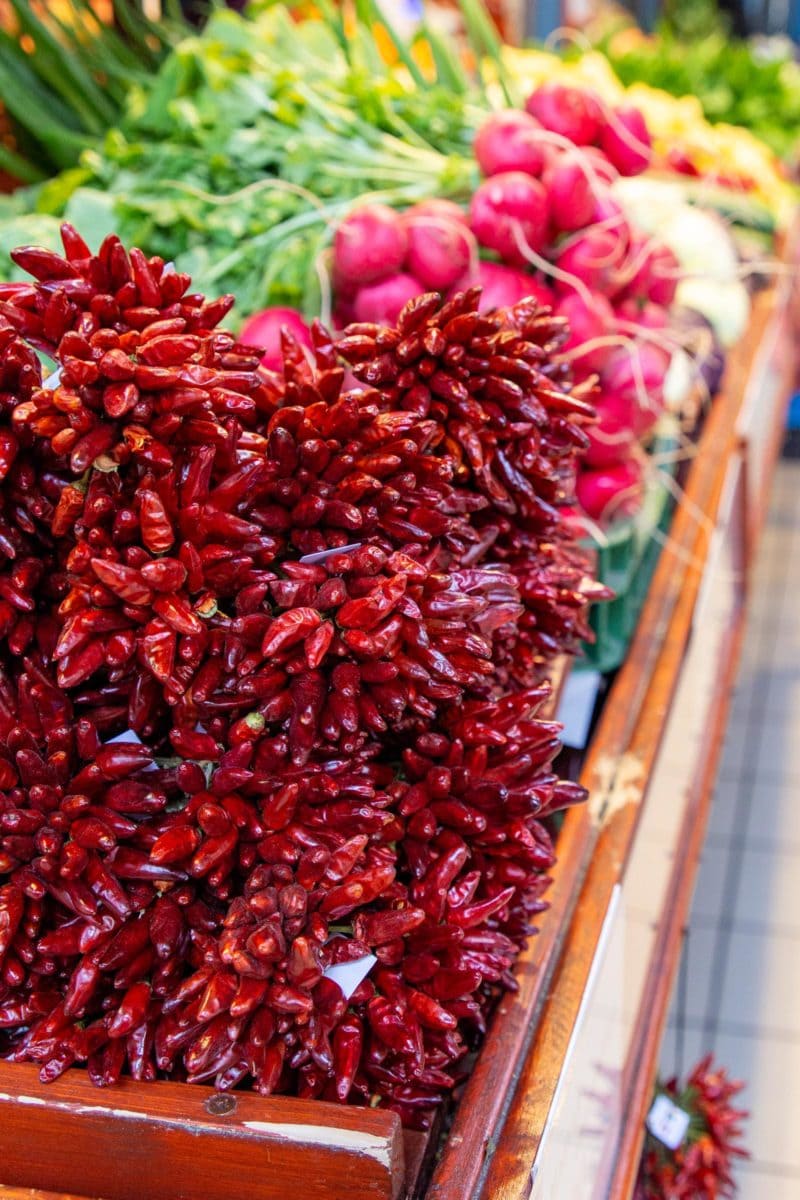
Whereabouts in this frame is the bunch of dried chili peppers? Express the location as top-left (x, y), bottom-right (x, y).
top-left (0, 225), bottom-right (606, 1126)
top-left (635, 1056), bottom-right (749, 1199)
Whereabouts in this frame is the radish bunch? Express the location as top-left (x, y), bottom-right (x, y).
top-left (332, 201), bottom-right (472, 326)
top-left (320, 82), bottom-right (701, 527)
top-left (464, 84), bottom-right (681, 528)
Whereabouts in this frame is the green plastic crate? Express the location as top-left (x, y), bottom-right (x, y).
top-left (579, 431), bottom-right (678, 675)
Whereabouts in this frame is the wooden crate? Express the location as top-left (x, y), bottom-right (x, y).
top-left (0, 1064), bottom-right (405, 1200)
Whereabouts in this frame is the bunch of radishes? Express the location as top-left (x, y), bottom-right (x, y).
top-left (243, 81), bottom-right (693, 528)
top-left (467, 83), bottom-right (684, 528)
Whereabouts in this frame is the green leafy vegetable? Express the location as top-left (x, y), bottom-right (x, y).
top-left (0, 1), bottom-right (197, 178)
top-left (1, 4), bottom-right (481, 323)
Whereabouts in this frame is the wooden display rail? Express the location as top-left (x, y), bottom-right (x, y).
top-left (466, 271), bottom-right (798, 1200)
top-left (736, 218), bottom-right (800, 552)
top-left (1, 267), bottom-right (796, 1200)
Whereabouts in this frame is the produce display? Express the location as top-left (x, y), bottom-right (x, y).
top-left (0, 2), bottom-right (718, 548)
top-left (0, 4), bottom-right (480, 319)
top-left (635, 1056), bottom-right (749, 1199)
top-left (499, 46), bottom-right (797, 230)
top-left (0, 223), bottom-right (605, 1124)
top-left (0, 7), bottom-right (791, 1187)
top-left (320, 78), bottom-right (718, 537)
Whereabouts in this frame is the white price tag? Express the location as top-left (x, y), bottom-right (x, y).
top-left (646, 1094), bottom-right (690, 1150)
top-left (557, 669), bottom-right (601, 750)
top-left (106, 729), bottom-right (144, 746)
top-left (42, 366), bottom-right (62, 391)
top-left (322, 954), bottom-right (377, 1001)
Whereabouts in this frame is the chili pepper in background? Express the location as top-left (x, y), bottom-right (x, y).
top-left (635, 1055), bottom-right (748, 1200)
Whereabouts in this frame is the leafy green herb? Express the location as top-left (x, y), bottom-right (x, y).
top-left (3, 4), bottom-right (481, 323)
top-left (0, 1), bottom-right (197, 178)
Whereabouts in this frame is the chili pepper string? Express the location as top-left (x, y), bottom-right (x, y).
top-left (0, 224), bottom-right (606, 1127)
top-left (635, 1055), bottom-right (749, 1200)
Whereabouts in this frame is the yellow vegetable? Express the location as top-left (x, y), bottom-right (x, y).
top-left (499, 45), bottom-right (794, 225)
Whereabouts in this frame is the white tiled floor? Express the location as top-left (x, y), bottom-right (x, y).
top-left (661, 458), bottom-right (800, 1196)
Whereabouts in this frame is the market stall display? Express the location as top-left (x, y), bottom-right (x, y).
top-left (499, 43), bottom-right (797, 230)
top-left (602, 17), bottom-right (800, 162)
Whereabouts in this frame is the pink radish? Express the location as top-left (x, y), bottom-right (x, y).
top-left (238, 306), bottom-right (314, 371)
top-left (591, 191), bottom-right (626, 231)
top-left (518, 274), bottom-right (556, 310)
top-left (623, 239), bottom-right (680, 307)
top-left (615, 298), bottom-right (669, 330)
top-left (333, 204), bottom-right (408, 287)
top-left (545, 153), bottom-right (595, 232)
top-left (646, 245), bottom-right (680, 306)
top-left (406, 198), bottom-right (467, 224)
top-left (525, 83), bottom-right (603, 147)
top-left (470, 171), bottom-right (549, 265)
top-left (461, 261), bottom-right (553, 313)
top-left (583, 391), bottom-right (638, 469)
top-left (474, 109), bottom-right (547, 178)
top-left (600, 106), bottom-right (652, 176)
top-left (582, 147), bottom-right (619, 186)
top-left (555, 292), bottom-right (616, 373)
top-left (353, 273), bottom-right (424, 325)
top-left (601, 342), bottom-right (670, 436)
top-left (576, 459), bottom-right (643, 522)
top-left (554, 227), bottom-right (626, 295)
top-left (404, 213), bottom-right (472, 290)
top-left (332, 297), bottom-right (357, 331)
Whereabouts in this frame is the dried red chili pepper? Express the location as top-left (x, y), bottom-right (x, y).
top-left (0, 230), bottom-right (606, 1129)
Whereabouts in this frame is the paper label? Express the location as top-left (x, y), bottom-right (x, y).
top-left (42, 366), bottom-right (62, 391)
top-left (322, 954), bottom-right (377, 1001)
top-left (557, 670), bottom-right (602, 750)
top-left (106, 729), bottom-right (143, 746)
top-left (646, 1094), bottom-right (690, 1150)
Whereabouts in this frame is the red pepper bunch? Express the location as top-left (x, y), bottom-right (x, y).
top-left (635, 1056), bottom-right (749, 1200)
top-left (0, 231), bottom-right (233, 357)
top-left (338, 291), bottom-right (608, 683)
top-left (0, 320), bottom-right (72, 660)
top-left (0, 224), bottom-right (603, 1125)
top-left (337, 290), bottom-right (595, 532)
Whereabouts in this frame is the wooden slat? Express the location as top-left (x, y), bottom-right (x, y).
top-left (0, 1064), bottom-right (404, 1200)
top-left (0, 1192), bottom-right (90, 1200)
